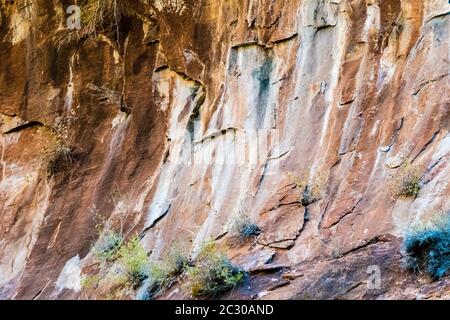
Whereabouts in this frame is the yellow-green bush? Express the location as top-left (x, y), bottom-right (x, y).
top-left (117, 236), bottom-right (149, 287)
top-left (185, 242), bottom-right (244, 298)
top-left (389, 163), bottom-right (421, 198)
top-left (94, 230), bottom-right (123, 261)
top-left (139, 241), bottom-right (190, 299)
top-left (291, 172), bottom-right (325, 206)
top-left (80, 274), bottom-right (99, 290)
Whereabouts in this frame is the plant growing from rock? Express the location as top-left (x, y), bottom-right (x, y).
top-left (80, 274), bottom-right (100, 290)
top-left (157, 0), bottom-right (196, 15)
top-left (184, 241), bottom-right (244, 298)
top-left (292, 172), bottom-right (325, 206)
top-left (143, 241), bottom-right (190, 298)
top-left (91, 206), bottom-right (124, 261)
top-left (94, 230), bottom-right (124, 261)
top-left (162, 241), bottom-right (190, 276)
top-left (54, 0), bottom-right (133, 48)
top-left (80, 0), bottom-right (129, 37)
top-left (404, 214), bottom-right (450, 280)
top-left (41, 116), bottom-right (76, 178)
top-left (117, 236), bottom-right (149, 287)
top-left (0, 0), bottom-right (13, 24)
top-left (389, 162), bottom-right (421, 198)
top-left (228, 212), bottom-right (261, 245)
top-left (54, 0), bottom-right (198, 48)
top-left (109, 187), bottom-right (135, 233)
top-left (41, 138), bottom-right (74, 178)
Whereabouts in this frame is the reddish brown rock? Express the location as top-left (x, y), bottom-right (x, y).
top-left (0, 0), bottom-right (449, 300)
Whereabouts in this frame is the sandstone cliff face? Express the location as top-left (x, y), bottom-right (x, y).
top-left (0, 0), bottom-right (449, 300)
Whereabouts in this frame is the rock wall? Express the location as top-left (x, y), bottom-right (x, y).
top-left (0, 0), bottom-right (449, 299)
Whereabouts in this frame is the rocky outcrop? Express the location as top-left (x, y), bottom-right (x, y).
top-left (0, 0), bottom-right (449, 300)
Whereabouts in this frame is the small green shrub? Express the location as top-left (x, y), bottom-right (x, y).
top-left (185, 241), bottom-right (244, 298)
top-left (140, 241), bottom-right (190, 298)
top-left (80, 274), bottom-right (99, 290)
top-left (94, 230), bottom-right (123, 261)
top-left (153, 243), bottom-right (189, 288)
top-left (117, 236), bottom-right (149, 287)
top-left (229, 213), bottom-right (261, 244)
top-left (389, 163), bottom-right (421, 198)
top-left (404, 215), bottom-right (450, 280)
top-left (91, 207), bottom-right (124, 261)
top-left (147, 261), bottom-right (170, 290)
top-left (163, 241), bottom-right (190, 276)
